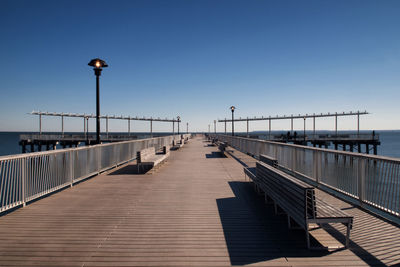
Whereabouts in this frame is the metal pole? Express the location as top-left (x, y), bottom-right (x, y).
top-left (187, 122), bottom-right (188, 134)
top-left (96, 72), bottom-right (100, 144)
top-left (150, 119), bottom-right (153, 137)
top-left (84, 117), bottom-right (86, 139)
top-left (335, 112), bottom-right (338, 137)
top-left (357, 112), bottom-right (360, 137)
top-left (173, 121), bottom-right (175, 136)
top-left (224, 120), bottom-right (227, 134)
top-left (231, 111), bottom-right (234, 136)
top-left (313, 115), bottom-right (315, 139)
top-left (86, 117), bottom-right (89, 144)
top-left (291, 116), bottom-right (293, 134)
top-left (208, 124), bottom-right (210, 134)
top-left (178, 121), bottom-right (180, 135)
top-left (106, 116), bottom-right (109, 138)
top-left (39, 114), bottom-right (42, 135)
top-left (246, 118), bottom-right (249, 138)
top-left (61, 115), bottom-right (64, 137)
top-left (268, 118), bottom-right (271, 140)
top-left (303, 117), bottom-right (306, 143)
top-left (128, 118), bottom-right (130, 136)
top-left (214, 120), bottom-right (216, 134)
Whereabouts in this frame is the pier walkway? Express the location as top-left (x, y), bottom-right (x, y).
top-left (0, 136), bottom-right (399, 266)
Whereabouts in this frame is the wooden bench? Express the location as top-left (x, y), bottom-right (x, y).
top-left (259, 154), bottom-right (278, 167)
top-left (171, 139), bottom-right (185, 150)
top-left (137, 146), bottom-right (169, 170)
top-left (253, 161), bottom-right (353, 249)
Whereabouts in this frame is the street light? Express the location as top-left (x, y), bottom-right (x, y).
top-left (230, 106), bottom-right (236, 136)
top-left (177, 116), bottom-right (181, 135)
top-left (186, 122), bottom-right (188, 134)
top-left (214, 120), bottom-right (216, 134)
top-left (88, 58), bottom-right (108, 144)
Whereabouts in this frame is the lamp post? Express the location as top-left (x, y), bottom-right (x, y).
top-left (186, 122), bottom-right (188, 134)
top-left (208, 124), bottom-right (210, 134)
top-left (230, 106), bottom-right (236, 136)
top-left (214, 120), bottom-right (216, 134)
top-left (88, 58), bottom-right (108, 144)
top-left (177, 116), bottom-right (180, 135)
top-left (303, 117), bottom-right (306, 144)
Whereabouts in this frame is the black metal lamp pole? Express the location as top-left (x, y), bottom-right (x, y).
top-left (230, 106), bottom-right (235, 136)
top-left (88, 58), bottom-right (108, 145)
top-left (177, 116), bottom-right (180, 135)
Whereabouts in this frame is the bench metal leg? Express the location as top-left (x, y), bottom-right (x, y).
top-left (346, 223), bottom-right (351, 248)
top-left (264, 194), bottom-right (272, 204)
top-left (306, 227), bottom-right (310, 249)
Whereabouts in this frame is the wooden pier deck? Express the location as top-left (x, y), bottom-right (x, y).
top-left (0, 136), bottom-right (399, 266)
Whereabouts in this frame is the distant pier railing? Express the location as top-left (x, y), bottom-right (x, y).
top-left (0, 134), bottom-right (191, 214)
top-left (211, 134), bottom-right (399, 224)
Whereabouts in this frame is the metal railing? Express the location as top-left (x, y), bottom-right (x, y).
top-left (212, 134), bottom-right (399, 223)
top-left (237, 133), bottom-right (379, 141)
top-left (1, 134), bottom-right (190, 214)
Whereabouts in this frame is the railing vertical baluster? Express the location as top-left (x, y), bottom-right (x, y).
top-left (358, 158), bottom-right (366, 206)
top-left (22, 158), bottom-right (26, 207)
top-left (70, 151), bottom-right (74, 187)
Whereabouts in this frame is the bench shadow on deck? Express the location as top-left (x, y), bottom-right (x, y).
top-left (108, 164), bottom-right (152, 175)
top-left (217, 181), bottom-right (389, 266)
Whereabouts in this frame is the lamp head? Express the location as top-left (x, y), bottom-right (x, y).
top-left (230, 106), bottom-right (236, 112)
top-left (88, 58), bottom-right (108, 69)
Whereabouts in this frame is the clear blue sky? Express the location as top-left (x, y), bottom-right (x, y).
top-left (1, 0), bottom-right (399, 133)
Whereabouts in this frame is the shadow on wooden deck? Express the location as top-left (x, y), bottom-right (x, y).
top-left (217, 181), bottom-right (388, 266)
top-left (108, 164), bottom-right (152, 175)
top-left (205, 152), bottom-right (227, 158)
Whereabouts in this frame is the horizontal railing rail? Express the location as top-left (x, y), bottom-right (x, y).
top-left (238, 133), bottom-right (379, 141)
top-left (211, 134), bottom-right (399, 224)
top-left (19, 134), bottom-right (170, 141)
top-left (1, 134), bottom-right (191, 214)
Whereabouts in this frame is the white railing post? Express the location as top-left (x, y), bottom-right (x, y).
top-left (21, 158), bottom-right (26, 207)
top-left (70, 151), bottom-right (74, 187)
top-left (358, 158), bottom-right (366, 206)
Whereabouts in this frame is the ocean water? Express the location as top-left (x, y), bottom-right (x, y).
top-left (0, 132), bottom-right (173, 157)
top-left (1, 131), bottom-right (400, 158)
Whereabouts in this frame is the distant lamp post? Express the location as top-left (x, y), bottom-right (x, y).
top-left (177, 116), bottom-right (181, 135)
top-left (230, 106), bottom-right (236, 136)
top-left (303, 116), bottom-right (306, 143)
top-left (214, 120), bottom-right (216, 134)
top-left (186, 122), bottom-right (189, 134)
top-left (88, 58), bottom-right (108, 144)
top-left (208, 124), bottom-right (210, 134)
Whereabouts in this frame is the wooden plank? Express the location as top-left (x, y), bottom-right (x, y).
top-left (0, 137), bottom-right (398, 266)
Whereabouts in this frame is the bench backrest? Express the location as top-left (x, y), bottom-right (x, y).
top-left (163, 145), bottom-right (170, 154)
top-left (259, 154), bottom-right (278, 167)
top-left (137, 147), bottom-right (156, 163)
top-left (244, 167), bottom-right (257, 181)
top-left (218, 142), bottom-right (227, 152)
top-left (256, 161), bottom-right (316, 228)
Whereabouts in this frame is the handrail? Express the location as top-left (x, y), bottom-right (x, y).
top-left (211, 134), bottom-right (400, 224)
top-left (0, 134), bottom-right (191, 214)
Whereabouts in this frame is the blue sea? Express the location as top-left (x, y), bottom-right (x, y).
top-left (1, 131), bottom-right (400, 158)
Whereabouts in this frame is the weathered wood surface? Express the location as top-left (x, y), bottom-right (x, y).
top-left (0, 137), bottom-right (399, 266)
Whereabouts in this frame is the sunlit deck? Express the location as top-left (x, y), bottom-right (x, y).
top-left (0, 137), bottom-right (399, 266)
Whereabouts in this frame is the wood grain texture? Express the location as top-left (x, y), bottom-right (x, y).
top-left (0, 137), bottom-right (398, 267)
